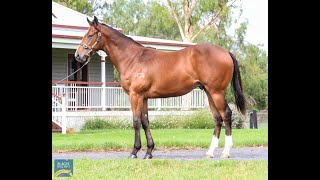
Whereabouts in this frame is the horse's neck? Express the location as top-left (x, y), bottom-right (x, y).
top-left (101, 26), bottom-right (142, 75)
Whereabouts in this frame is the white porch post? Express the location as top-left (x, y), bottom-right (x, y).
top-left (98, 51), bottom-right (107, 110)
top-left (61, 93), bottom-right (67, 134)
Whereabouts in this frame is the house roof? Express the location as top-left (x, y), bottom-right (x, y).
top-left (52, 1), bottom-right (195, 51)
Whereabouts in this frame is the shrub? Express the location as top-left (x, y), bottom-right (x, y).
top-left (150, 115), bottom-right (185, 129)
top-left (228, 104), bottom-right (246, 129)
top-left (81, 117), bottom-right (132, 130)
top-left (82, 118), bottom-right (107, 130)
top-left (183, 109), bottom-right (213, 129)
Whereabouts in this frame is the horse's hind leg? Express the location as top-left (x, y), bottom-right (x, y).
top-left (205, 90), bottom-right (223, 158)
top-left (221, 104), bottom-right (232, 158)
top-left (141, 99), bottom-right (154, 159)
top-left (211, 92), bottom-right (233, 158)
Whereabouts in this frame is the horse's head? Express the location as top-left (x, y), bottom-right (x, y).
top-left (75, 16), bottom-right (102, 63)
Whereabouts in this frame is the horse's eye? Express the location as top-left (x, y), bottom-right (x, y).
top-left (88, 34), bottom-right (93, 38)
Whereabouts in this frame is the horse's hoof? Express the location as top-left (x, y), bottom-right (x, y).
top-left (205, 153), bottom-right (213, 158)
top-left (143, 154), bottom-right (153, 159)
top-left (129, 154), bottom-right (137, 159)
top-left (220, 153), bottom-right (230, 158)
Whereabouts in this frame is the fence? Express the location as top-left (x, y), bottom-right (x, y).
top-left (52, 85), bottom-right (207, 110)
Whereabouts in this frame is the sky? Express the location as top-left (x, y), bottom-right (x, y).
top-left (104, 0), bottom-right (268, 54)
top-left (239, 0), bottom-right (268, 54)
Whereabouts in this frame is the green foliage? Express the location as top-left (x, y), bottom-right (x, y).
top-left (182, 109), bottom-right (213, 129)
top-left (136, 1), bottom-right (181, 40)
top-left (103, 0), bottom-right (147, 35)
top-left (150, 116), bottom-right (185, 129)
top-left (235, 44), bottom-right (268, 110)
top-left (104, 0), bottom-right (181, 40)
top-left (82, 118), bottom-right (106, 130)
top-left (82, 117), bottom-right (131, 130)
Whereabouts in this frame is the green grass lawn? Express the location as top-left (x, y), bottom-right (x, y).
top-left (52, 128), bottom-right (268, 151)
top-left (52, 159), bottom-right (267, 179)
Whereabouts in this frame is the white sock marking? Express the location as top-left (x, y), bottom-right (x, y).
top-left (206, 136), bottom-right (219, 156)
top-left (222, 135), bottom-right (233, 155)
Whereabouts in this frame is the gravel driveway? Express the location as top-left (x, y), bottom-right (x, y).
top-left (52, 147), bottom-right (267, 160)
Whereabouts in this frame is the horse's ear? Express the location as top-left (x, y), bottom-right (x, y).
top-left (92, 16), bottom-right (99, 27)
top-left (87, 17), bottom-right (93, 26)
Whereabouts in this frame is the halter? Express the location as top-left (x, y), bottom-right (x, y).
top-left (79, 31), bottom-right (102, 56)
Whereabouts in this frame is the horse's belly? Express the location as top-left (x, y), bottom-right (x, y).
top-left (146, 80), bottom-right (197, 98)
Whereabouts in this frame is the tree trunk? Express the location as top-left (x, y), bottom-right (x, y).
top-left (168, 0), bottom-right (237, 43)
top-left (183, 35), bottom-right (193, 43)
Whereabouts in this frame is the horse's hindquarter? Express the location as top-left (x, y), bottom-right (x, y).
top-left (191, 44), bottom-right (234, 91)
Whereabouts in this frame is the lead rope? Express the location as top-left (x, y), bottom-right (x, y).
top-left (54, 58), bottom-right (91, 86)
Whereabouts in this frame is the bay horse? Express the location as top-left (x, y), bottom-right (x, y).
top-left (75, 16), bottom-right (246, 159)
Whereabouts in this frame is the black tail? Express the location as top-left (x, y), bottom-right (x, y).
top-left (229, 52), bottom-right (246, 115)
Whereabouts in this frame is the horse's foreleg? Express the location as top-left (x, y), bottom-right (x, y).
top-left (141, 99), bottom-right (154, 159)
top-left (129, 93), bottom-right (144, 158)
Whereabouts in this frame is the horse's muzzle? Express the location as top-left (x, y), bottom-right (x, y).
top-left (74, 53), bottom-right (88, 63)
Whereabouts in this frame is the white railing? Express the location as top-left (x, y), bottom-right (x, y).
top-left (52, 85), bottom-right (207, 110)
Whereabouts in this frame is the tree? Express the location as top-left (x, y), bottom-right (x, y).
top-left (103, 0), bottom-right (146, 35)
top-left (136, 1), bottom-right (181, 40)
top-left (166, 0), bottom-right (239, 42)
top-left (103, 0), bottom-right (181, 40)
